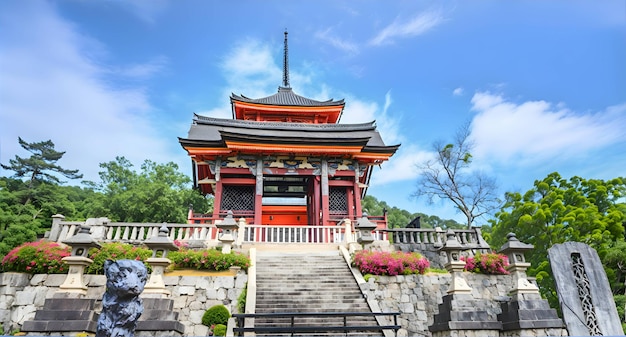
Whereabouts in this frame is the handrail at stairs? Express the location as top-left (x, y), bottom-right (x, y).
top-left (231, 312), bottom-right (401, 336)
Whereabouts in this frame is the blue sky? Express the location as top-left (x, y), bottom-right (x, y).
top-left (1, 1), bottom-right (625, 224)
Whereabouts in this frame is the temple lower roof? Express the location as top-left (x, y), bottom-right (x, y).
top-left (181, 115), bottom-right (397, 151)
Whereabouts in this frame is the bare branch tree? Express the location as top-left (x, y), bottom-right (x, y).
top-left (413, 123), bottom-right (500, 228)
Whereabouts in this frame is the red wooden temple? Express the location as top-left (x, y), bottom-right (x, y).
top-left (179, 32), bottom-right (399, 233)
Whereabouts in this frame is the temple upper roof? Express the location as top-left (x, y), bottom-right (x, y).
top-left (231, 87), bottom-right (345, 107)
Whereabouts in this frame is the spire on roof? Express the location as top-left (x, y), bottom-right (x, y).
top-left (282, 30), bottom-right (290, 88)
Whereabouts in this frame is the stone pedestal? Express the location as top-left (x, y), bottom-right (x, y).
top-left (58, 256), bottom-right (92, 295)
top-left (498, 293), bottom-right (564, 334)
top-left (143, 257), bottom-right (171, 296)
top-left (429, 294), bottom-right (502, 336)
top-left (22, 298), bottom-right (99, 333)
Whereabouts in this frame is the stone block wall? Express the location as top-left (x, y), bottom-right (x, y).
top-left (0, 271), bottom-right (247, 336)
top-left (359, 273), bottom-right (516, 337)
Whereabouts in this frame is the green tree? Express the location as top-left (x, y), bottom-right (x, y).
top-left (96, 157), bottom-right (211, 222)
top-left (489, 172), bottom-right (626, 307)
top-left (413, 123), bottom-right (500, 228)
top-left (1, 138), bottom-right (82, 204)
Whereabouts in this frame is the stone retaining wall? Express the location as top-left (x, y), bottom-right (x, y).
top-left (359, 273), bottom-right (516, 337)
top-left (0, 272), bottom-right (247, 336)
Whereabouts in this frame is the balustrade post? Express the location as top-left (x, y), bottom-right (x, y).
top-left (236, 217), bottom-right (246, 247)
top-left (49, 214), bottom-right (65, 242)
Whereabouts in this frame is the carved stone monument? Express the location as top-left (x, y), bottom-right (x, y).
top-left (96, 259), bottom-right (148, 337)
top-left (548, 241), bottom-right (624, 336)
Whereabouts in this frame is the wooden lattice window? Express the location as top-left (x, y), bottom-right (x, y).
top-left (221, 185), bottom-right (254, 212)
top-left (329, 187), bottom-right (348, 215)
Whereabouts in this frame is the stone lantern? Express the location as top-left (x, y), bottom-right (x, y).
top-left (143, 225), bottom-right (179, 296)
top-left (498, 232), bottom-right (539, 295)
top-left (440, 230), bottom-right (472, 295)
top-left (58, 225), bottom-right (101, 295)
top-left (216, 210), bottom-right (238, 254)
top-left (355, 212), bottom-right (377, 246)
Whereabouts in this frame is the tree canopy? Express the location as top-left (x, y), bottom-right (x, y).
top-left (94, 156), bottom-right (212, 223)
top-left (488, 172), bottom-right (626, 307)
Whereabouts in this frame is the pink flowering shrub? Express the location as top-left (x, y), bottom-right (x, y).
top-left (173, 239), bottom-right (188, 248)
top-left (352, 250), bottom-right (429, 276)
top-left (1, 240), bottom-right (70, 274)
top-left (169, 248), bottom-right (250, 271)
top-left (461, 252), bottom-right (509, 275)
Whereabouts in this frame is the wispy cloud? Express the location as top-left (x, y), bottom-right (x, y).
top-left (111, 55), bottom-right (168, 79)
top-left (453, 87), bottom-right (464, 96)
top-left (106, 0), bottom-right (170, 24)
top-left (0, 1), bottom-right (172, 183)
top-left (469, 92), bottom-right (626, 164)
top-left (369, 10), bottom-right (444, 46)
top-left (315, 28), bottom-right (359, 55)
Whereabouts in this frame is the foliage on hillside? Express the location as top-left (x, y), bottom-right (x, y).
top-left (362, 195), bottom-right (465, 229)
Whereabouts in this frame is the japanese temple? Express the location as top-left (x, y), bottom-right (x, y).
top-left (178, 32), bottom-right (399, 234)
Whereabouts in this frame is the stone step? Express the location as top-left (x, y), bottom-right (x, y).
top-left (257, 303), bottom-right (369, 312)
top-left (253, 252), bottom-right (380, 336)
top-left (257, 292), bottom-right (364, 297)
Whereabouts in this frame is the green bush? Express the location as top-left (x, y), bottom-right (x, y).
top-left (0, 240), bottom-right (70, 274)
top-left (237, 284), bottom-right (247, 313)
top-left (213, 324), bottom-right (227, 336)
top-left (202, 304), bottom-right (230, 327)
top-left (363, 274), bottom-right (376, 282)
top-left (169, 249), bottom-right (250, 271)
top-left (86, 242), bottom-right (152, 274)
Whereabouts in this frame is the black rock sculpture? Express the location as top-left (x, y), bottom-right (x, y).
top-left (96, 259), bottom-right (148, 337)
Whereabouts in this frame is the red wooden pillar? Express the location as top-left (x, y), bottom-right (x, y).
top-left (310, 176), bottom-right (321, 226)
top-left (213, 181), bottom-right (223, 218)
top-left (354, 163), bottom-right (363, 217)
top-left (253, 158), bottom-right (263, 225)
top-left (211, 158), bottom-right (223, 219)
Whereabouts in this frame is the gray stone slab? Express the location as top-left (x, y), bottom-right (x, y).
top-left (548, 241), bottom-right (624, 336)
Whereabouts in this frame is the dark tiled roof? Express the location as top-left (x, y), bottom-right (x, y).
top-left (182, 116), bottom-right (398, 150)
top-left (194, 114), bottom-right (374, 131)
top-left (231, 87), bottom-right (344, 107)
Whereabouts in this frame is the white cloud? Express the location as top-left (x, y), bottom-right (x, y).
top-left (0, 1), bottom-right (172, 183)
top-left (469, 92), bottom-right (626, 164)
top-left (197, 40), bottom-right (282, 119)
top-left (370, 145), bottom-right (432, 185)
top-left (452, 87), bottom-right (464, 96)
top-left (369, 10), bottom-right (444, 46)
top-left (340, 90), bottom-right (402, 146)
top-left (315, 28), bottom-right (359, 55)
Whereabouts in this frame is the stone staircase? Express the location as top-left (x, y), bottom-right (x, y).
top-left (254, 250), bottom-right (384, 336)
